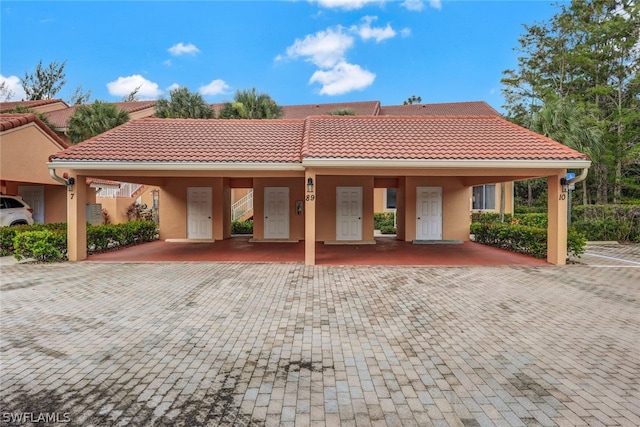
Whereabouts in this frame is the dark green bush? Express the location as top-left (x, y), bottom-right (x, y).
top-left (13, 229), bottom-right (67, 262)
top-left (231, 220), bottom-right (253, 234)
top-left (379, 225), bottom-right (397, 235)
top-left (374, 212), bottom-right (395, 229)
top-left (572, 204), bottom-right (639, 242)
top-left (470, 222), bottom-right (586, 259)
top-left (5, 221), bottom-right (157, 260)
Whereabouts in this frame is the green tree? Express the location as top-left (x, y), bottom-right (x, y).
top-left (218, 88), bottom-right (282, 119)
top-left (155, 87), bottom-right (213, 119)
top-left (123, 85), bottom-right (141, 102)
top-left (403, 95), bottom-right (422, 105)
top-left (329, 108), bottom-right (356, 116)
top-left (21, 60), bottom-right (67, 100)
top-left (0, 81), bottom-right (14, 101)
top-left (525, 98), bottom-right (604, 204)
top-left (6, 105), bottom-right (57, 130)
top-left (501, 0), bottom-right (640, 203)
top-left (68, 85), bottom-right (92, 105)
top-left (67, 101), bottom-right (130, 144)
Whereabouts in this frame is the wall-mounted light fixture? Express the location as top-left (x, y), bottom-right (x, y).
top-left (307, 177), bottom-right (314, 193)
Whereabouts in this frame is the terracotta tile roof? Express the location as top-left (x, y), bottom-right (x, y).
top-left (1, 113), bottom-right (69, 148)
top-left (51, 118), bottom-right (305, 163)
top-left (44, 101), bottom-right (157, 129)
top-left (86, 178), bottom-right (120, 187)
top-left (50, 115), bottom-right (589, 165)
top-left (0, 99), bottom-right (68, 112)
top-left (379, 101), bottom-right (500, 116)
top-left (281, 101), bottom-right (380, 119)
top-left (302, 116), bottom-right (589, 161)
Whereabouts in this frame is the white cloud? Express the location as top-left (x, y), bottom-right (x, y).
top-left (166, 83), bottom-right (181, 92)
top-left (314, 0), bottom-right (383, 10)
top-left (168, 42), bottom-right (200, 56)
top-left (352, 16), bottom-right (396, 43)
top-left (285, 27), bottom-right (354, 68)
top-left (199, 79), bottom-right (230, 96)
top-left (106, 75), bottom-right (162, 99)
top-left (0, 75), bottom-right (26, 101)
top-left (400, 27), bottom-right (411, 37)
top-left (309, 62), bottom-right (375, 95)
top-left (401, 0), bottom-right (441, 11)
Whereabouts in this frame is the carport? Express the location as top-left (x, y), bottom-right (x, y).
top-left (47, 114), bottom-right (590, 266)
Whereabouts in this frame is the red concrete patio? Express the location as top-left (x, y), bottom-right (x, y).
top-left (85, 237), bottom-right (549, 266)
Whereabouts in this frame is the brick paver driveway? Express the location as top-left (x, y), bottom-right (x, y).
top-left (1, 259), bottom-right (638, 426)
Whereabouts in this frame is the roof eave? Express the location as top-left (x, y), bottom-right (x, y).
top-left (47, 160), bottom-right (305, 171)
top-left (302, 158), bottom-right (592, 169)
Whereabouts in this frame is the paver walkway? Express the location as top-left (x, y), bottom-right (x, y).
top-left (0, 261), bottom-right (638, 426)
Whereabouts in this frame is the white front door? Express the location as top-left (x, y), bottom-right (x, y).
top-left (18, 186), bottom-right (44, 223)
top-left (187, 187), bottom-right (212, 239)
top-left (264, 187), bottom-right (289, 239)
top-left (336, 187), bottom-right (363, 240)
top-left (416, 187), bottom-right (442, 240)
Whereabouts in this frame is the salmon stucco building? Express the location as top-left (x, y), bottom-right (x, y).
top-left (47, 106), bottom-right (591, 266)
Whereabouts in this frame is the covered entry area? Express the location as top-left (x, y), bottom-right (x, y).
top-left (47, 114), bottom-right (591, 267)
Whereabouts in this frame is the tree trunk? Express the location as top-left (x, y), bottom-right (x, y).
top-left (582, 180), bottom-right (588, 205)
top-left (527, 181), bottom-right (533, 207)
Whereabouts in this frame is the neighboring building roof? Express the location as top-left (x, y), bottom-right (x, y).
top-left (50, 118), bottom-right (305, 163)
top-left (44, 101), bottom-right (157, 129)
top-left (0, 99), bottom-right (69, 113)
top-left (302, 115), bottom-right (587, 161)
top-left (281, 101), bottom-right (381, 119)
top-left (0, 113), bottom-right (69, 149)
top-left (379, 101), bottom-right (500, 116)
top-left (49, 115), bottom-right (589, 165)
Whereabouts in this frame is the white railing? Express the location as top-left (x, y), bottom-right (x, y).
top-left (232, 190), bottom-right (254, 221)
top-left (96, 182), bottom-right (143, 199)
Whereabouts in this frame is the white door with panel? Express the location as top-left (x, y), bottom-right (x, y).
top-left (264, 187), bottom-right (289, 239)
top-left (18, 186), bottom-right (44, 223)
top-left (416, 187), bottom-right (442, 240)
top-left (336, 187), bottom-right (363, 240)
top-left (187, 187), bottom-right (212, 239)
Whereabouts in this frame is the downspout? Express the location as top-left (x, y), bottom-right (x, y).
top-left (567, 168), bottom-right (589, 185)
top-left (49, 168), bottom-right (70, 186)
top-left (564, 168), bottom-right (589, 227)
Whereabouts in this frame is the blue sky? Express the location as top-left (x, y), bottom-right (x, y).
top-left (1, 1), bottom-right (562, 112)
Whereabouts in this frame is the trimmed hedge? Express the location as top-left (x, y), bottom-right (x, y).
top-left (470, 222), bottom-right (586, 259)
top-left (231, 220), bottom-right (253, 234)
top-left (5, 220), bottom-right (158, 262)
top-left (13, 230), bottom-right (67, 263)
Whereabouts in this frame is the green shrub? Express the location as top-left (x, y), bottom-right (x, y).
top-left (13, 229), bottom-right (67, 262)
top-left (470, 222), bottom-right (586, 259)
top-left (379, 225), bottom-right (397, 235)
top-left (572, 204), bottom-right (640, 242)
top-left (232, 220), bottom-right (253, 234)
top-left (1, 223), bottom-right (66, 256)
top-left (374, 212), bottom-right (395, 229)
top-left (87, 220), bottom-right (158, 251)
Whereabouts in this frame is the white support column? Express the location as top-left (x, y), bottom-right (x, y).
top-left (547, 173), bottom-right (568, 265)
top-left (67, 172), bottom-right (87, 261)
top-left (304, 170), bottom-right (316, 266)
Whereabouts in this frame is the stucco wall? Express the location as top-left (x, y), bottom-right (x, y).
top-left (1, 124), bottom-right (66, 185)
top-left (403, 176), bottom-right (470, 241)
top-left (252, 177), bottom-right (305, 240)
top-left (315, 176), bottom-right (375, 242)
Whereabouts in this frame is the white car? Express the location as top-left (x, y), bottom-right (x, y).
top-left (0, 194), bottom-right (35, 227)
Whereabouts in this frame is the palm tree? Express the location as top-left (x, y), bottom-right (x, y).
top-left (67, 101), bottom-right (130, 144)
top-left (525, 98), bottom-right (603, 204)
top-left (218, 88), bottom-right (282, 119)
top-left (6, 105), bottom-right (57, 131)
top-left (155, 87), bottom-right (213, 119)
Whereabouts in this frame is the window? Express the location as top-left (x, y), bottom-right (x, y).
top-left (385, 188), bottom-right (397, 209)
top-left (472, 185), bottom-right (496, 210)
